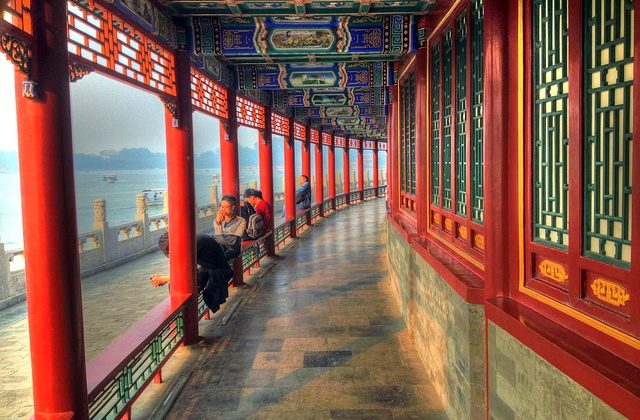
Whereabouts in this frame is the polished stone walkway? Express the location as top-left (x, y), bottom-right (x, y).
top-left (0, 251), bottom-right (169, 419)
top-left (167, 200), bottom-right (445, 419)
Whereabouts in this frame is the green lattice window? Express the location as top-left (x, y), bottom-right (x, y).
top-left (471, 0), bottom-right (484, 223)
top-left (456, 13), bottom-right (468, 216)
top-left (400, 69), bottom-right (416, 196)
top-left (428, 2), bottom-right (485, 267)
top-left (431, 42), bottom-right (441, 205)
top-left (525, 0), bottom-right (637, 339)
top-left (442, 29), bottom-right (453, 211)
top-left (532, 0), bottom-right (569, 248)
top-left (584, 0), bottom-right (634, 267)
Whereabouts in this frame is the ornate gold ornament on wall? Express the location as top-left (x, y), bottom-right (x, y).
top-left (538, 259), bottom-right (569, 283)
top-left (458, 225), bottom-right (468, 240)
top-left (591, 278), bottom-right (631, 307)
top-left (433, 212), bottom-right (441, 226)
top-left (444, 218), bottom-right (453, 232)
top-left (474, 234), bottom-right (485, 251)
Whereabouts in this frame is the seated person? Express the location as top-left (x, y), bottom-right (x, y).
top-left (215, 194), bottom-right (246, 238)
top-left (150, 233), bottom-right (234, 313)
top-left (295, 174), bottom-right (311, 210)
top-left (243, 188), bottom-right (273, 234)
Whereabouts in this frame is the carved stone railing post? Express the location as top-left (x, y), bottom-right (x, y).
top-left (136, 193), bottom-right (150, 246)
top-left (162, 190), bottom-right (169, 215)
top-left (0, 235), bottom-right (11, 303)
top-left (351, 171), bottom-right (356, 190)
top-left (364, 170), bottom-right (370, 188)
top-left (337, 171), bottom-right (342, 191)
top-left (249, 179), bottom-right (258, 190)
top-left (210, 184), bottom-right (219, 206)
top-left (92, 199), bottom-right (109, 262)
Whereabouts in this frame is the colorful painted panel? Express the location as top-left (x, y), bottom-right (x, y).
top-left (165, 1), bottom-right (434, 17)
top-left (272, 88), bottom-right (388, 108)
top-left (236, 62), bottom-right (391, 90)
top-left (191, 16), bottom-right (414, 58)
top-left (113, 0), bottom-right (177, 48)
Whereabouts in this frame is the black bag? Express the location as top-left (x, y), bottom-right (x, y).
top-left (240, 202), bottom-right (255, 222)
top-left (213, 234), bottom-right (241, 260)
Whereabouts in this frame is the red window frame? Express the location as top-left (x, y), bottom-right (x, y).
top-left (520, 0), bottom-right (640, 348)
top-left (236, 96), bottom-right (266, 129)
top-left (271, 112), bottom-right (290, 137)
top-left (190, 68), bottom-right (228, 120)
top-left (426, 0), bottom-right (484, 274)
top-left (293, 121), bottom-right (306, 141)
top-left (397, 60), bottom-right (417, 219)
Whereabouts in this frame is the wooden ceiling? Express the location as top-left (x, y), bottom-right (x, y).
top-left (157, 0), bottom-right (436, 139)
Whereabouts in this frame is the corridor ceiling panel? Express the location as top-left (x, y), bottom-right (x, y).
top-left (163, 1), bottom-right (435, 17)
top-left (272, 88), bottom-right (388, 108)
top-left (189, 16), bottom-right (416, 65)
top-left (236, 62), bottom-right (391, 89)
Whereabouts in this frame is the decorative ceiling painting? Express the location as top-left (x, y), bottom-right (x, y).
top-left (236, 62), bottom-right (391, 89)
top-left (189, 16), bottom-right (415, 64)
top-left (154, 0), bottom-right (436, 140)
top-left (271, 88), bottom-right (387, 108)
top-left (162, 0), bottom-right (435, 17)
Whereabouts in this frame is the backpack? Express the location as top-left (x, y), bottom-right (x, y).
top-left (240, 202), bottom-right (255, 222)
top-left (245, 213), bottom-right (264, 239)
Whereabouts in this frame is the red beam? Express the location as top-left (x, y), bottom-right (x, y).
top-left (165, 49), bottom-right (198, 344)
top-left (14, 1), bottom-right (89, 417)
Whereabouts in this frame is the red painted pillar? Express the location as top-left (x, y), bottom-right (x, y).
top-left (328, 137), bottom-right (336, 208)
top-left (220, 90), bottom-right (242, 285)
top-left (414, 47), bottom-right (428, 235)
top-left (484, 0), bottom-right (511, 299)
top-left (315, 140), bottom-right (324, 212)
top-left (302, 128), bottom-right (311, 179)
top-left (284, 120), bottom-right (296, 224)
top-left (13, 1), bottom-right (89, 417)
top-left (165, 49), bottom-right (199, 343)
top-left (259, 108), bottom-right (275, 253)
top-left (388, 85), bottom-right (399, 214)
top-left (373, 146), bottom-right (379, 193)
top-left (357, 142), bottom-right (364, 198)
top-left (343, 147), bottom-right (350, 201)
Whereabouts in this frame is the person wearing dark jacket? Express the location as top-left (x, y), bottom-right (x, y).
top-left (295, 175), bottom-right (311, 210)
top-left (150, 233), bottom-right (233, 313)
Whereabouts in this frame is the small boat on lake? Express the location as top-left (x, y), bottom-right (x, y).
top-left (103, 173), bottom-right (118, 183)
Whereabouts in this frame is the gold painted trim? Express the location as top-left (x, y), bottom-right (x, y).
top-left (590, 279), bottom-right (631, 308)
top-left (428, 226), bottom-right (485, 270)
top-left (538, 259), bottom-right (569, 283)
top-left (399, 55), bottom-right (417, 81)
top-left (426, 0), bottom-right (463, 43)
top-left (516, 0), bottom-right (640, 350)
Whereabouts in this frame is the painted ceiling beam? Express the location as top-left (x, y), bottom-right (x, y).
top-left (272, 88), bottom-right (388, 107)
top-left (190, 16), bottom-right (416, 58)
top-left (236, 62), bottom-right (392, 90)
top-left (164, 0), bottom-right (436, 17)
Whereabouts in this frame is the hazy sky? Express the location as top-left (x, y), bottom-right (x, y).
top-left (0, 65), bottom-right (249, 155)
top-left (0, 58), bottom-right (18, 152)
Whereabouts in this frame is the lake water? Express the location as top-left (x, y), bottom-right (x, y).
top-left (0, 168), bottom-right (283, 249)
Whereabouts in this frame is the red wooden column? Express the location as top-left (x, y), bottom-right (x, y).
top-left (259, 107), bottom-right (275, 253)
top-left (220, 90), bottom-right (243, 285)
top-left (165, 49), bottom-right (199, 343)
top-left (484, 0), bottom-right (511, 299)
top-left (12, 1), bottom-right (89, 417)
top-left (328, 136), bottom-right (336, 208)
top-left (315, 138), bottom-right (324, 214)
top-left (357, 141), bottom-right (364, 199)
top-left (302, 127), bottom-right (311, 178)
top-left (343, 146), bottom-right (350, 202)
top-left (373, 144), bottom-right (379, 194)
top-left (414, 47), bottom-right (428, 234)
top-left (388, 85), bottom-right (399, 214)
top-left (302, 127), bottom-right (312, 225)
top-left (284, 118), bottom-right (296, 228)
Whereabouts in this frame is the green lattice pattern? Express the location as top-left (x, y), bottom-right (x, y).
top-left (456, 12), bottom-right (468, 216)
top-left (532, 0), bottom-right (569, 248)
top-left (442, 29), bottom-right (453, 210)
top-left (400, 71), bottom-right (416, 195)
top-left (89, 314), bottom-right (184, 419)
top-left (584, 0), bottom-right (634, 266)
top-left (471, 0), bottom-right (484, 223)
top-left (431, 42), bottom-right (441, 205)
